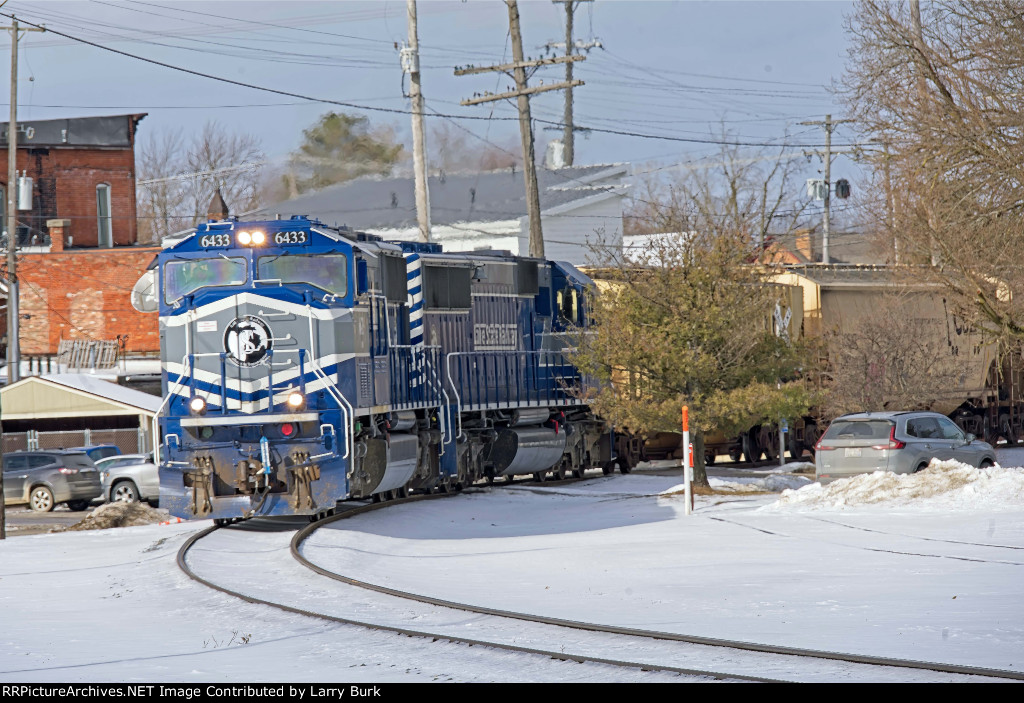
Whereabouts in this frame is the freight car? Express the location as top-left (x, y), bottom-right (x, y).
top-left (636, 265), bottom-right (1009, 464)
top-left (135, 216), bottom-right (634, 522)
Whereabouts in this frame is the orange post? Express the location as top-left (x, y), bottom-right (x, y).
top-left (682, 405), bottom-right (692, 515)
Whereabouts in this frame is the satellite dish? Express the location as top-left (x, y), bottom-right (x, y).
top-left (131, 270), bottom-right (158, 313)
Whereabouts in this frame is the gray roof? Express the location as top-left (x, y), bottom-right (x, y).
top-left (36, 374), bottom-right (162, 414)
top-left (783, 264), bottom-right (934, 288)
top-left (0, 114), bottom-right (146, 148)
top-left (251, 164), bottom-right (628, 230)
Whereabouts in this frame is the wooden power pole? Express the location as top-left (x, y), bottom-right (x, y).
top-left (800, 114), bottom-right (851, 264)
top-left (456, 0), bottom-right (584, 258)
top-left (2, 17), bottom-right (44, 387)
top-left (403, 0), bottom-right (431, 242)
top-left (0, 17), bottom-right (44, 540)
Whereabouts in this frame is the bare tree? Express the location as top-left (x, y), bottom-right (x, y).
top-left (136, 129), bottom-right (185, 244)
top-left (623, 139), bottom-right (811, 250)
top-left (429, 122), bottom-right (521, 174)
top-left (182, 122), bottom-right (264, 225)
top-left (840, 1), bottom-right (1024, 341)
top-left (137, 122), bottom-right (264, 242)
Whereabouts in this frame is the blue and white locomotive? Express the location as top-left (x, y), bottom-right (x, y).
top-left (150, 216), bottom-right (633, 521)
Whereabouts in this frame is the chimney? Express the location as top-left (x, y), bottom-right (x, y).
top-left (207, 188), bottom-right (229, 221)
top-left (46, 218), bottom-right (72, 253)
top-left (795, 228), bottom-right (815, 261)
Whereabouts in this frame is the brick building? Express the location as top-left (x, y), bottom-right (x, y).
top-left (0, 114), bottom-right (160, 360)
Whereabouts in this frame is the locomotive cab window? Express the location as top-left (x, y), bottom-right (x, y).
top-left (164, 257), bottom-right (248, 303)
top-left (258, 253), bottom-right (349, 297)
top-left (557, 287), bottom-right (580, 324)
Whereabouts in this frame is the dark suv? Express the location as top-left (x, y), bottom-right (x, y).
top-left (2, 450), bottom-right (102, 512)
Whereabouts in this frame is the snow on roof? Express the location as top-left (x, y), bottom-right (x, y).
top-left (27, 373), bottom-right (162, 414)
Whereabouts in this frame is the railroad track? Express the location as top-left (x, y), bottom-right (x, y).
top-left (176, 486), bottom-right (1024, 683)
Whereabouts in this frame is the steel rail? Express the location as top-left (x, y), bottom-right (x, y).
top-left (174, 515), bottom-right (782, 683)
top-left (291, 494), bottom-right (1024, 682)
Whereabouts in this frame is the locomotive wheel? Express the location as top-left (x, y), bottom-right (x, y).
top-left (551, 464), bottom-right (566, 481)
top-left (533, 472), bottom-right (546, 483)
top-left (618, 460), bottom-right (631, 475)
top-left (602, 462), bottom-right (613, 476)
top-left (704, 453), bottom-right (716, 466)
top-left (485, 473), bottom-right (495, 486)
top-left (504, 474), bottom-right (515, 484)
top-left (371, 493), bottom-right (382, 504)
top-left (728, 447), bottom-right (743, 463)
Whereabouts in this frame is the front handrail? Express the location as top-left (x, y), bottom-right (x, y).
top-left (307, 304), bottom-right (354, 460)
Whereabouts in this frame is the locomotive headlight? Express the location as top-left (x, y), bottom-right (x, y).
top-left (189, 395), bottom-right (207, 416)
top-left (286, 390), bottom-right (305, 409)
top-left (237, 231), bottom-right (252, 246)
top-left (250, 230), bottom-right (266, 245)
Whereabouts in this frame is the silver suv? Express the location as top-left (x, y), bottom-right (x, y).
top-left (2, 450), bottom-right (102, 512)
top-left (815, 411), bottom-right (996, 484)
top-left (96, 453), bottom-right (159, 506)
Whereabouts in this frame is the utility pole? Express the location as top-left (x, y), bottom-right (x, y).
top-left (456, 1), bottom-right (584, 258)
top-left (2, 17), bottom-right (43, 386)
top-left (0, 18), bottom-right (43, 540)
top-left (800, 114), bottom-right (851, 264)
top-left (402, 0), bottom-right (431, 242)
top-left (546, 1), bottom-right (599, 166)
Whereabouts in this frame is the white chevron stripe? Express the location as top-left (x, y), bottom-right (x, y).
top-left (162, 292), bottom-right (352, 328)
top-left (164, 352), bottom-right (362, 394)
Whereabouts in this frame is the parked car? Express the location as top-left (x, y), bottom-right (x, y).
top-left (815, 411), bottom-right (997, 484)
top-left (69, 444), bottom-right (123, 462)
top-left (96, 453), bottom-right (159, 506)
top-left (2, 450), bottom-right (102, 512)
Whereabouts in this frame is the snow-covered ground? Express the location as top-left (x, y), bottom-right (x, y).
top-left (1, 454), bottom-right (1023, 682)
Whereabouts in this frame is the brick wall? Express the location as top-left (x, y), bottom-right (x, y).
top-left (0, 146), bottom-right (137, 246)
top-left (14, 247), bottom-right (159, 355)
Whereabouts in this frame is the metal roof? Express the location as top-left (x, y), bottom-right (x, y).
top-left (0, 374), bottom-right (161, 420)
top-left (0, 114), bottom-right (146, 148)
top-left (250, 164), bottom-right (628, 230)
top-left (781, 264), bottom-right (934, 288)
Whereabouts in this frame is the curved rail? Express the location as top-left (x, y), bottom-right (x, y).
top-left (290, 495), bottom-right (1024, 682)
top-left (175, 513), bottom-right (781, 683)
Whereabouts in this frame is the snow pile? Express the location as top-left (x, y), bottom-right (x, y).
top-left (660, 472), bottom-right (812, 495)
top-left (708, 474), bottom-right (813, 493)
top-left (59, 502), bottom-right (167, 531)
top-left (761, 459), bottom-right (1024, 512)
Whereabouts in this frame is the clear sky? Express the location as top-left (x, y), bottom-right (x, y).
top-left (0, 0), bottom-right (857, 169)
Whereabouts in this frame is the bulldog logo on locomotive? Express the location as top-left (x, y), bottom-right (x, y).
top-left (224, 315), bottom-right (273, 367)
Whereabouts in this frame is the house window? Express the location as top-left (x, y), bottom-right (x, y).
top-left (96, 183), bottom-right (112, 247)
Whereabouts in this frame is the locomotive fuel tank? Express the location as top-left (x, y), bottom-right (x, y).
top-left (489, 426), bottom-right (567, 477)
top-left (351, 433), bottom-right (419, 498)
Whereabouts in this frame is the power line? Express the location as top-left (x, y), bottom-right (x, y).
top-left (0, 12), bottom-right (869, 151)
